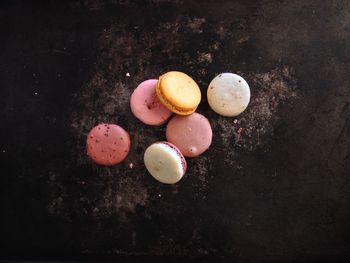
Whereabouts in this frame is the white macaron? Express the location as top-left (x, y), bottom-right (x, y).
top-left (207, 73), bottom-right (250, 117)
top-left (144, 142), bottom-right (187, 184)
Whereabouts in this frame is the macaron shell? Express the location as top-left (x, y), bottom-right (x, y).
top-left (130, 79), bottom-right (172, 126)
top-left (86, 124), bottom-right (130, 165)
top-left (207, 73), bottom-right (250, 117)
top-left (166, 113), bottom-right (212, 157)
top-left (157, 71), bottom-right (201, 115)
top-left (144, 141), bottom-right (186, 184)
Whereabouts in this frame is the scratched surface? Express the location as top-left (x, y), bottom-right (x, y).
top-left (1, 0), bottom-right (350, 262)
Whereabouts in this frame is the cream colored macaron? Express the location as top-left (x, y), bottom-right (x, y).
top-left (207, 73), bottom-right (250, 117)
top-left (144, 142), bottom-right (187, 184)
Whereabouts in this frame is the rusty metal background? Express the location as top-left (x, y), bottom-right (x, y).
top-left (1, 0), bottom-right (350, 262)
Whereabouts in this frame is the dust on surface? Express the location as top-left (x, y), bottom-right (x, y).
top-left (215, 66), bottom-right (298, 162)
top-left (48, 25), bottom-right (158, 220)
top-left (46, 10), bottom-right (298, 256)
top-left (187, 17), bottom-right (206, 33)
top-left (187, 155), bottom-right (214, 199)
top-left (48, 17), bottom-right (216, 221)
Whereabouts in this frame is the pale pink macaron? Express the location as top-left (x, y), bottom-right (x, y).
top-left (86, 123), bottom-right (130, 165)
top-left (130, 79), bottom-right (172, 126)
top-left (166, 112), bottom-right (212, 157)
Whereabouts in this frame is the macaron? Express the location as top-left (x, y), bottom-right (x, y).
top-left (156, 71), bottom-right (201, 115)
top-left (130, 79), bottom-right (172, 126)
top-left (144, 141), bottom-right (187, 184)
top-left (207, 73), bottom-right (250, 117)
top-left (86, 123), bottom-right (130, 165)
top-left (166, 112), bottom-right (212, 157)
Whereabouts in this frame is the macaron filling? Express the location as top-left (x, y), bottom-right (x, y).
top-left (161, 141), bottom-right (187, 174)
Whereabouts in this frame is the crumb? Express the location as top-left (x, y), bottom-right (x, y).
top-left (129, 163), bottom-right (134, 168)
top-left (236, 36), bottom-right (250, 44)
top-left (197, 52), bottom-right (213, 63)
top-left (126, 72), bottom-right (130, 77)
top-left (187, 17), bottom-right (206, 33)
top-left (214, 66), bottom-right (298, 159)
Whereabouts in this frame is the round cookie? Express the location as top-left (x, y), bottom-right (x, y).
top-left (144, 141), bottom-right (186, 184)
top-left (166, 113), bottom-right (212, 157)
top-left (86, 123), bottom-right (130, 165)
top-left (130, 79), bottom-right (172, 126)
top-left (156, 71), bottom-right (201, 115)
top-left (207, 73), bottom-right (250, 117)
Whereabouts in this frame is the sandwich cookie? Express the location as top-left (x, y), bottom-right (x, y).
top-left (144, 141), bottom-right (187, 184)
top-left (130, 79), bottom-right (172, 126)
top-left (166, 112), bottom-right (212, 157)
top-left (207, 73), bottom-right (250, 117)
top-left (86, 123), bottom-right (130, 165)
top-left (156, 71), bottom-right (201, 115)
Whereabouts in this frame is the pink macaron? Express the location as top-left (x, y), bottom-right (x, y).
top-left (130, 79), bottom-right (172, 126)
top-left (166, 112), bottom-right (212, 157)
top-left (86, 123), bottom-right (130, 165)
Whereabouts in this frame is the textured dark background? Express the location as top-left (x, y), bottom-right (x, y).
top-left (1, 0), bottom-right (350, 262)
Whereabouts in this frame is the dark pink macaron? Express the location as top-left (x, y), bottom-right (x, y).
top-left (166, 112), bottom-right (212, 157)
top-left (86, 123), bottom-right (130, 165)
top-left (130, 79), bottom-right (172, 126)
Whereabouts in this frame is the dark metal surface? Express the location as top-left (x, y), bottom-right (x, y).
top-left (1, 0), bottom-right (350, 262)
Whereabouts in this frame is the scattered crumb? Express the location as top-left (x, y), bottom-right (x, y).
top-left (217, 26), bottom-right (227, 39)
top-left (189, 156), bottom-right (213, 197)
top-left (187, 17), bottom-right (206, 33)
top-left (46, 15), bottom-right (298, 257)
top-left (47, 196), bottom-right (64, 215)
top-left (215, 66), bottom-right (298, 163)
top-left (236, 36), bottom-right (250, 43)
top-left (197, 52), bottom-right (213, 63)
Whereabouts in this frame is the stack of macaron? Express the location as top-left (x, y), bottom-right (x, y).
top-left (86, 71), bottom-right (250, 184)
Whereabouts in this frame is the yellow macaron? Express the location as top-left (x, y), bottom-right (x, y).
top-left (156, 71), bottom-right (201, 115)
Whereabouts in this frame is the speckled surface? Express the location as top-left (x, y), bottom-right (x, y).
top-left (1, 0), bottom-right (350, 262)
